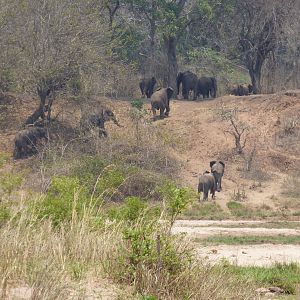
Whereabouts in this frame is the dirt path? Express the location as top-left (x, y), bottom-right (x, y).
top-left (172, 220), bottom-right (300, 266)
top-left (196, 244), bottom-right (300, 267)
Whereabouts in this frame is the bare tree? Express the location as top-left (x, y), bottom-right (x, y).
top-left (236, 0), bottom-right (294, 94)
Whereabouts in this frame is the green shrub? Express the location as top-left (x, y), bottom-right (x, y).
top-left (131, 99), bottom-right (144, 110)
top-left (0, 69), bottom-right (16, 92)
top-left (33, 176), bottom-right (88, 226)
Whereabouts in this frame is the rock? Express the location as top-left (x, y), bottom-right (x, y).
top-left (268, 286), bottom-right (284, 294)
top-left (242, 251), bottom-right (247, 254)
top-left (255, 288), bottom-right (269, 294)
top-left (210, 249), bottom-right (218, 254)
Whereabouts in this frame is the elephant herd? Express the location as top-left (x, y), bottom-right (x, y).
top-left (13, 107), bottom-right (121, 159)
top-left (198, 161), bottom-right (225, 201)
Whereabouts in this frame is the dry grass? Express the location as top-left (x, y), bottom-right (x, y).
top-left (0, 195), bottom-right (257, 300)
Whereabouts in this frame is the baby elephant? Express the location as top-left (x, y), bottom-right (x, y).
top-left (80, 108), bottom-right (121, 138)
top-left (210, 161), bottom-right (225, 192)
top-left (198, 171), bottom-right (216, 201)
top-left (139, 77), bottom-right (157, 98)
top-left (13, 127), bottom-right (48, 159)
top-left (150, 87), bottom-right (174, 119)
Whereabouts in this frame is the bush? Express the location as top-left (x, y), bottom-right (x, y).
top-left (282, 172), bottom-right (300, 199)
top-left (33, 176), bottom-right (89, 226)
top-left (0, 205), bottom-right (11, 226)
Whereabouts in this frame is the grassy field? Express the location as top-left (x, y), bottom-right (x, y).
top-left (195, 235), bottom-right (300, 245)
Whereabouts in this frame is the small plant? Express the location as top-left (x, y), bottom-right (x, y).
top-left (131, 99), bottom-right (144, 110)
top-left (0, 152), bottom-right (9, 168)
top-left (231, 189), bottom-right (247, 202)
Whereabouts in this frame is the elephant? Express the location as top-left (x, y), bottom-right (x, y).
top-left (229, 84), bottom-right (253, 96)
top-left (176, 71), bottom-right (198, 100)
top-left (80, 108), bottom-right (122, 138)
top-left (139, 77), bottom-right (157, 98)
top-left (13, 127), bottom-right (48, 159)
top-left (196, 77), bottom-right (217, 99)
top-left (210, 160), bottom-right (225, 192)
top-left (150, 87), bottom-right (174, 119)
top-left (198, 171), bottom-right (216, 201)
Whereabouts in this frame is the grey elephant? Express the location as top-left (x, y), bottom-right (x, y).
top-left (210, 161), bottom-right (225, 192)
top-left (176, 71), bottom-right (198, 100)
top-left (229, 84), bottom-right (252, 96)
top-left (150, 87), bottom-right (174, 119)
top-left (198, 171), bottom-right (216, 201)
top-left (80, 108), bottom-right (121, 138)
top-left (13, 127), bottom-right (48, 159)
top-left (139, 77), bottom-right (157, 98)
top-left (196, 77), bottom-right (217, 99)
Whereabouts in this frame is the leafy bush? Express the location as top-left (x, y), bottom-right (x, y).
top-left (33, 176), bottom-right (88, 226)
top-left (131, 99), bottom-right (144, 110)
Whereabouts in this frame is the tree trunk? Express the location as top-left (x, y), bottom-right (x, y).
top-left (164, 36), bottom-right (178, 91)
top-left (248, 54), bottom-right (263, 94)
top-left (148, 18), bottom-right (156, 75)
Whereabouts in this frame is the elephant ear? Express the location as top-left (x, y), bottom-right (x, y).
top-left (210, 161), bottom-right (216, 168)
top-left (219, 161), bottom-right (225, 168)
top-left (166, 87), bottom-right (174, 99)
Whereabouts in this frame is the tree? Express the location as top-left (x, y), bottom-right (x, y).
top-left (236, 0), bottom-right (292, 94)
top-left (0, 0), bottom-right (107, 123)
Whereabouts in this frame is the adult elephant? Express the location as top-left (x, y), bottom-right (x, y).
top-left (196, 77), bottom-right (217, 99)
top-left (150, 87), bottom-right (174, 119)
top-left (198, 171), bottom-right (216, 201)
top-left (139, 77), bottom-right (157, 98)
top-left (210, 161), bottom-right (225, 192)
top-left (176, 71), bottom-right (198, 100)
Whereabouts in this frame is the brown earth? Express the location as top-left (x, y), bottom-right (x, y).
top-left (1, 91), bottom-right (300, 269)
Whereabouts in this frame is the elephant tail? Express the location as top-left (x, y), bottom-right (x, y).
top-left (176, 72), bottom-right (183, 95)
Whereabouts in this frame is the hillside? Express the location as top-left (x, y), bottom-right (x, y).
top-left (1, 91), bottom-right (299, 210)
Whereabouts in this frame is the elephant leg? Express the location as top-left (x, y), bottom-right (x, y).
top-left (192, 89), bottom-right (197, 100)
top-left (182, 87), bottom-right (189, 100)
top-left (219, 177), bottom-right (222, 191)
top-left (211, 188), bottom-right (215, 199)
top-left (165, 105), bottom-right (170, 117)
top-left (159, 107), bottom-right (165, 118)
top-left (203, 190), bottom-right (209, 201)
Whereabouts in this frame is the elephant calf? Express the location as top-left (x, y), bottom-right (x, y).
top-left (210, 160), bottom-right (225, 192)
top-left (80, 108), bottom-right (121, 138)
top-left (13, 127), bottom-right (48, 159)
top-left (198, 171), bottom-right (216, 201)
top-left (139, 77), bottom-right (157, 98)
top-left (229, 84), bottom-right (252, 96)
top-left (150, 87), bottom-right (174, 119)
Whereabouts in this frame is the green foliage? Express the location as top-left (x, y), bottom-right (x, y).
top-left (159, 182), bottom-right (196, 224)
top-left (0, 172), bottom-right (23, 195)
top-left (33, 176), bottom-right (88, 227)
top-left (131, 99), bottom-right (144, 110)
top-left (0, 205), bottom-right (11, 227)
top-left (223, 262), bottom-right (300, 294)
